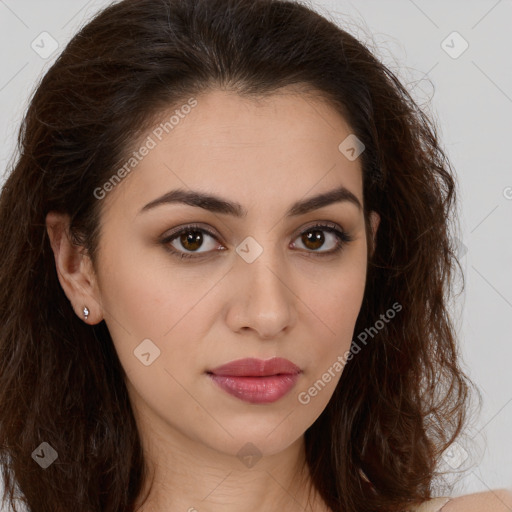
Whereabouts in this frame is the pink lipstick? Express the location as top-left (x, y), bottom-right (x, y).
top-left (207, 357), bottom-right (301, 404)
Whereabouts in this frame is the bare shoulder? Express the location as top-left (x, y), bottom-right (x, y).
top-left (443, 489), bottom-right (512, 511)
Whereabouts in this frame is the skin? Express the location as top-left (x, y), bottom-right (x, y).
top-left (442, 490), bottom-right (512, 511)
top-left (45, 88), bottom-right (511, 512)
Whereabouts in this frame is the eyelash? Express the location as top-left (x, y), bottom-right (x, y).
top-left (160, 222), bottom-right (354, 261)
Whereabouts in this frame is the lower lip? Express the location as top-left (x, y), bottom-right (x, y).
top-left (208, 373), bottom-right (300, 404)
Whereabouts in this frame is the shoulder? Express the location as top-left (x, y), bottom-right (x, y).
top-left (442, 489), bottom-right (512, 511)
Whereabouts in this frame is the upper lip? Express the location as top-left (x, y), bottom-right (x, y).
top-left (208, 357), bottom-right (301, 377)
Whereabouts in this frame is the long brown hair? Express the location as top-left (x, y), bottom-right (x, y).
top-left (0, 0), bottom-right (475, 510)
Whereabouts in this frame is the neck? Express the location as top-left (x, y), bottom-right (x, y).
top-left (131, 409), bottom-right (329, 512)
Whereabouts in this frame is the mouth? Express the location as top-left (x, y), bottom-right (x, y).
top-left (206, 357), bottom-right (302, 404)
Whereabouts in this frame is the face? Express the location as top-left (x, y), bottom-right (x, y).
top-left (49, 88), bottom-right (379, 464)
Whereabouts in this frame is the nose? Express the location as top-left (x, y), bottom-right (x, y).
top-left (224, 248), bottom-right (297, 340)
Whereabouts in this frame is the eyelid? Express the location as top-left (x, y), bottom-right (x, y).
top-left (162, 220), bottom-right (347, 242)
top-left (162, 222), bottom-right (219, 243)
top-left (290, 220), bottom-right (345, 239)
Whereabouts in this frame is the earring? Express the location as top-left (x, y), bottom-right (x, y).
top-left (83, 306), bottom-right (89, 321)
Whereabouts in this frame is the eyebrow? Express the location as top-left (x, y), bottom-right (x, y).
top-left (138, 184), bottom-right (362, 217)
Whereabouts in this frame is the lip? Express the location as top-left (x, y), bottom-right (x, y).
top-left (207, 357), bottom-right (301, 404)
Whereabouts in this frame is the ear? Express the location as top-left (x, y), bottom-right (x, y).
top-left (45, 211), bottom-right (103, 324)
top-left (369, 210), bottom-right (380, 257)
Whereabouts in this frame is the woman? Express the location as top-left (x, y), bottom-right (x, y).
top-left (0, 0), bottom-right (510, 511)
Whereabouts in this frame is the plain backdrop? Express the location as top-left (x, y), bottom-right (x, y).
top-left (1, 0), bottom-right (511, 506)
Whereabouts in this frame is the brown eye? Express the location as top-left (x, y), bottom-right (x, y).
top-left (292, 223), bottom-right (351, 255)
top-left (162, 224), bottom-right (222, 259)
top-left (161, 222), bottom-right (352, 261)
top-left (301, 229), bottom-right (325, 251)
top-left (179, 230), bottom-right (204, 251)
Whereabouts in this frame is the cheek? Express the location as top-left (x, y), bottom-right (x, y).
top-left (302, 279), bottom-right (364, 363)
top-left (295, 253), bottom-right (367, 377)
top-left (95, 243), bottom-right (223, 386)
top-left (299, 249), bottom-right (367, 333)
top-left (99, 260), bottom-right (215, 419)
top-left (314, 272), bottom-right (365, 330)
top-left (97, 239), bottom-right (217, 333)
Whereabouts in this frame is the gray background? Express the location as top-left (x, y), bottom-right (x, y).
top-left (1, 0), bottom-right (511, 504)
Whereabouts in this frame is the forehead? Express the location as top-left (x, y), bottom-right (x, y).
top-left (100, 88), bottom-right (364, 218)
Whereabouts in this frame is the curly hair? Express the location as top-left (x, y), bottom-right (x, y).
top-left (0, 0), bottom-right (474, 511)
